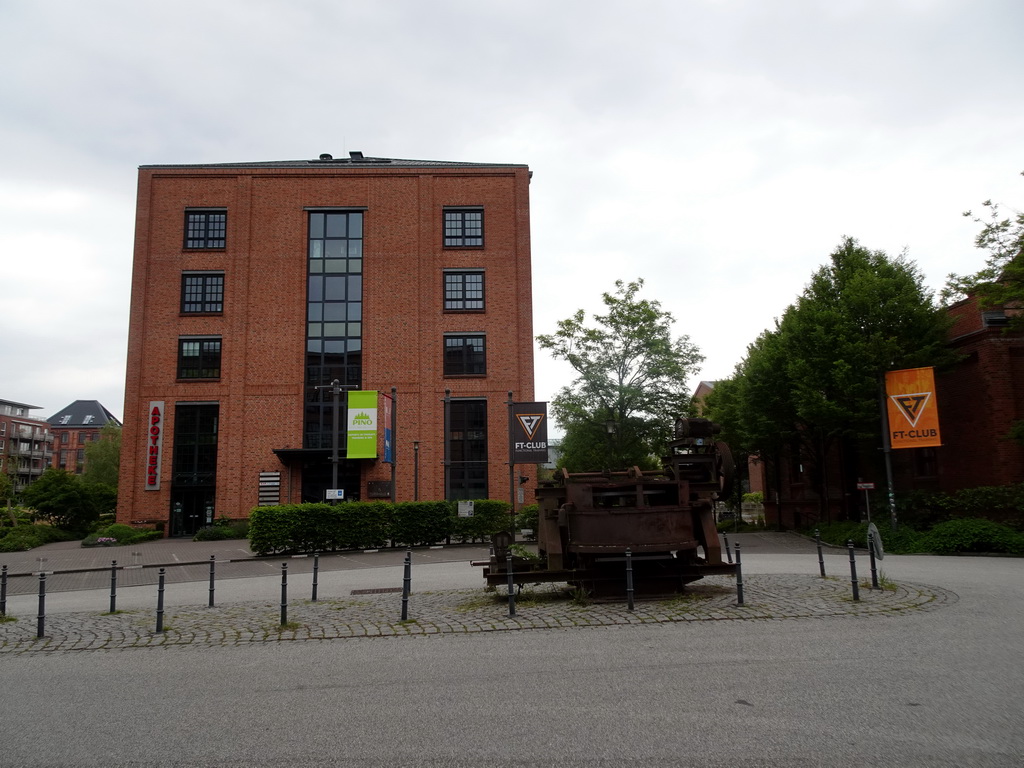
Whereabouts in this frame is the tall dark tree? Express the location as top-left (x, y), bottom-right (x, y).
top-left (707, 237), bottom-right (954, 521)
top-left (538, 279), bottom-right (703, 471)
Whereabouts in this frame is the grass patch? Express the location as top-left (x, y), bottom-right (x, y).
top-left (0, 614), bottom-right (17, 623)
top-left (279, 621), bottom-right (301, 631)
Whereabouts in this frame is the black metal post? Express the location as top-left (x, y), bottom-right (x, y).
top-left (815, 528), bottom-right (826, 578)
top-left (868, 532), bottom-right (879, 590)
top-left (847, 540), bottom-right (860, 601)
top-left (625, 548), bottom-right (635, 612)
top-left (723, 533), bottom-right (733, 564)
top-left (280, 562), bottom-right (288, 625)
top-left (208, 555), bottom-right (216, 607)
top-left (36, 572), bottom-right (46, 638)
top-left (110, 560), bottom-right (118, 613)
top-left (506, 551), bottom-right (516, 617)
top-left (401, 550), bottom-right (411, 621)
top-left (155, 568), bottom-right (166, 633)
top-left (2, 564), bottom-right (8, 616)
top-left (735, 542), bottom-right (744, 606)
top-left (330, 380), bottom-right (341, 495)
top-left (506, 391), bottom-right (516, 544)
top-left (312, 551), bottom-right (320, 602)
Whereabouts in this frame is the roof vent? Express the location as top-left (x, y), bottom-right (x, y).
top-left (350, 151), bottom-right (364, 160)
top-left (319, 153), bottom-right (333, 161)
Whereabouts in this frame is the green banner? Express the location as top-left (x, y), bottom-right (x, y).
top-left (346, 391), bottom-right (378, 459)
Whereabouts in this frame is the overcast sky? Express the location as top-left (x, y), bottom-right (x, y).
top-left (2, 0), bottom-right (1022, 426)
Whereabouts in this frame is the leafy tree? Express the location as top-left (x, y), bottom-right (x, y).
top-left (19, 469), bottom-right (110, 532)
top-left (706, 238), bottom-right (954, 521)
top-left (0, 471), bottom-right (13, 507)
top-left (83, 421), bottom-right (121, 488)
top-left (944, 175), bottom-right (1024, 328)
top-left (537, 278), bottom-right (703, 471)
top-left (780, 238), bottom-right (953, 439)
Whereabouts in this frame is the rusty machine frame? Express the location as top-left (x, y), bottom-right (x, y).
top-left (480, 417), bottom-right (737, 595)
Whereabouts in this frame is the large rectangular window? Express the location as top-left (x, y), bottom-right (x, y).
top-left (181, 273), bottom-right (224, 313)
top-left (444, 271), bottom-right (484, 312)
top-left (444, 208), bottom-right (483, 248)
top-left (178, 338), bottom-right (222, 379)
top-left (185, 210), bottom-right (226, 249)
top-left (447, 399), bottom-right (488, 500)
top-left (172, 404), bottom-right (219, 484)
top-left (444, 335), bottom-right (486, 376)
top-left (305, 211), bottom-right (364, 449)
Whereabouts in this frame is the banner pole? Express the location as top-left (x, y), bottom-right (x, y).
top-left (879, 376), bottom-right (898, 530)
top-left (507, 391), bottom-right (516, 543)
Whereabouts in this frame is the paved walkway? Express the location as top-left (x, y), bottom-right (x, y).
top-left (0, 532), bottom-right (957, 656)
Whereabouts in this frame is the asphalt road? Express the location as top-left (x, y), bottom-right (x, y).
top-left (0, 534), bottom-right (1021, 766)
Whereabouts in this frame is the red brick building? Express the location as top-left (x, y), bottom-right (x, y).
top-left (927, 296), bottom-right (1024, 491)
top-left (117, 152), bottom-right (535, 536)
top-left (48, 400), bottom-right (120, 474)
top-left (0, 399), bottom-right (53, 493)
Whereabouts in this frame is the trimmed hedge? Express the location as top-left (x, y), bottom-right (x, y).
top-left (921, 518), bottom-right (1024, 555)
top-left (248, 499), bottom-right (513, 555)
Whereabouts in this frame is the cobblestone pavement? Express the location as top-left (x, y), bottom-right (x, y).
top-left (0, 573), bottom-right (957, 656)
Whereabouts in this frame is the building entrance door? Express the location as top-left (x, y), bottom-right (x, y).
top-left (301, 459), bottom-right (360, 503)
top-left (169, 489), bottom-right (214, 537)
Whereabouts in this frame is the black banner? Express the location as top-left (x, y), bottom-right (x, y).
top-left (511, 402), bottom-right (549, 463)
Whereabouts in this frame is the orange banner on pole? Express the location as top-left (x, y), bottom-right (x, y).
top-left (885, 367), bottom-right (942, 449)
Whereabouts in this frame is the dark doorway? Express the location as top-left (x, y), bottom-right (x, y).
top-left (170, 403), bottom-right (219, 537)
top-left (170, 489), bottom-right (215, 537)
top-left (301, 457), bottom-right (361, 503)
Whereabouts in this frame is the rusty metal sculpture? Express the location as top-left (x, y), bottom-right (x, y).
top-left (480, 417), bottom-right (737, 596)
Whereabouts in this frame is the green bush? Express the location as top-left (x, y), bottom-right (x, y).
top-left (451, 499), bottom-right (511, 543)
top-left (894, 484), bottom-right (1024, 531)
top-left (193, 518), bottom-right (249, 541)
top-left (0, 524), bottom-right (74, 552)
top-left (920, 518), bottom-right (1024, 555)
top-left (391, 501), bottom-right (449, 546)
top-left (81, 523), bottom-right (163, 547)
top-left (248, 499), bottom-right (513, 555)
top-left (516, 504), bottom-right (539, 540)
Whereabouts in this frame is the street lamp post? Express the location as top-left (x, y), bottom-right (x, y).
top-left (313, 379), bottom-right (346, 500)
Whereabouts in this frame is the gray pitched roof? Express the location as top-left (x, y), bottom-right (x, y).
top-left (141, 152), bottom-right (528, 171)
top-left (47, 400), bottom-right (121, 428)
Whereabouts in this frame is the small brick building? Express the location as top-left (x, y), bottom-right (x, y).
top-left (117, 153), bottom-right (535, 536)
